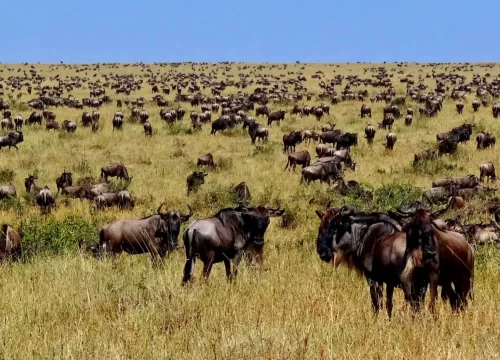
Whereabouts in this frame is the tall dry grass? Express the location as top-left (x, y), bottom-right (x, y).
top-left (0, 62), bottom-right (498, 359)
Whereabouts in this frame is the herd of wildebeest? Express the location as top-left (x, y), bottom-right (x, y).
top-left (1, 61), bottom-right (500, 316)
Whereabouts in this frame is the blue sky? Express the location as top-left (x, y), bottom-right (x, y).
top-left (1, 0), bottom-right (498, 63)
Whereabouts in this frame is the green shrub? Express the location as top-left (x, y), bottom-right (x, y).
top-left (0, 168), bottom-right (15, 183)
top-left (373, 182), bottom-right (422, 211)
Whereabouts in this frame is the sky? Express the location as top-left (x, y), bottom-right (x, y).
top-left (1, 0), bottom-right (498, 63)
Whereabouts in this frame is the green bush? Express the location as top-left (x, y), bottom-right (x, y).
top-left (373, 182), bottom-right (422, 211)
top-left (0, 168), bottom-right (15, 183)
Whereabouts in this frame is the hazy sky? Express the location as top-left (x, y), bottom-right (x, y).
top-left (1, 0), bottom-right (498, 63)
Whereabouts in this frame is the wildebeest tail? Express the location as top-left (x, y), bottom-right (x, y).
top-left (284, 159), bottom-right (290, 171)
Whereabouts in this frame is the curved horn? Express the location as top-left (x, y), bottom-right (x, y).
top-left (186, 204), bottom-right (193, 217)
top-left (157, 202), bottom-right (166, 214)
top-left (325, 200), bottom-right (333, 209)
top-left (340, 205), bottom-right (353, 216)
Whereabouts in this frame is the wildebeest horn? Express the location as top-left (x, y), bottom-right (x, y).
top-left (431, 197), bottom-right (453, 219)
top-left (325, 200), bottom-right (333, 209)
top-left (157, 202), bottom-right (167, 214)
top-left (340, 205), bottom-right (352, 216)
top-left (182, 204), bottom-right (193, 220)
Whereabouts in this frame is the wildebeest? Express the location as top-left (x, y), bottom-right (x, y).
top-left (472, 100), bottom-right (480, 112)
top-left (319, 130), bottom-right (342, 145)
top-left (385, 132), bottom-right (397, 150)
top-left (283, 131), bottom-right (302, 153)
top-left (24, 175), bottom-right (41, 194)
top-left (101, 163), bottom-right (131, 182)
top-left (0, 183), bottom-right (16, 199)
top-left (360, 104), bottom-right (371, 118)
top-left (117, 190), bottom-right (135, 209)
top-left (61, 185), bottom-right (92, 199)
top-left (314, 107), bottom-right (324, 121)
top-left (267, 110), bottom-right (285, 126)
top-left (284, 150), bottom-right (311, 171)
top-left (321, 123), bottom-right (335, 132)
top-left (0, 224), bottom-right (22, 262)
top-left (25, 112), bottom-right (42, 126)
top-left (301, 160), bottom-right (342, 185)
top-left (248, 122), bottom-right (269, 144)
top-left (1, 118), bottom-right (13, 131)
top-left (197, 153), bottom-right (216, 168)
top-left (404, 114), bottom-right (413, 126)
top-left (0, 131), bottom-right (23, 150)
top-left (315, 206), bottom-right (408, 317)
top-left (422, 186), bottom-right (456, 205)
top-left (458, 185), bottom-right (496, 200)
top-left (187, 171), bottom-right (207, 194)
top-left (82, 112), bottom-right (92, 127)
top-left (14, 115), bottom-right (22, 131)
top-left (438, 138), bottom-right (458, 155)
top-left (112, 115), bottom-right (123, 131)
top-left (492, 103), bottom-right (500, 118)
top-left (95, 203), bottom-right (193, 264)
top-left (302, 130), bottom-right (319, 143)
top-left (480, 162), bottom-right (497, 182)
top-left (397, 202), bottom-right (474, 312)
top-left (364, 124), bottom-right (376, 145)
top-left (456, 101), bottom-right (464, 114)
top-left (455, 174), bottom-right (480, 189)
top-left (335, 133), bottom-right (358, 150)
top-left (143, 121), bottom-right (152, 136)
top-left (413, 150), bottom-right (438, 165)
top-left (233, 182), bottom-right (251, 206)
top-left (46, 120), bottom-right (59, 131)
top-left (36, 186), bottom-right (55, 214)
top-left (476, 132), bottom-right (496, 149)
top-left (56, 171), bottom-right (73, 193)
top-left (182, 205), bottom-right (284, 283)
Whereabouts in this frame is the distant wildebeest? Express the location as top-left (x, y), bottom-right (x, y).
top-left (14, 115), bottom-right (23, 131)
top-left (321, 123), bottom-right (335, 132)
top-left (413, 150), bottom-right (438, 165)
top-left (283, 131), bottom-right (302, 153)
top-left (302, 160), bottom-right (342, 185)
top-left (187, 171), bottom-right (207, 194)
top-left (62, 120), bottom-right (77, 133)
top-left (94, 192), bottom-right (120, 209)
top-left (379, 113), bottom-right (395, 129)
top-left (46, 120), bottom-right (59, 131)
top-left (36, 186), bottom-right (55, 214)
top-left (43, 110), bottom-right (56, 121)
top-left (319, 130), bottom-right (342, 145)
top-left (302, 130), bottom-right (319, 143)
top-left (0, 224), bottom-right (22, 262)
top-left (476, 132), bottom-right (495, 149)
top-left (197, 153), bottom-right (216, 168)
top-left (267, 110), bottom-right (285, 126)
top-left (364, 124), bottom-right (376, 145)
top-left (480, 162), bottom-right (497, 182)
top-left (284, 150), bottom-right (311, 171)
top-left (182, 205), bottom-right (284, 283)
top-left (385, 132), bottom-right (397, 150)
top-left (101, 163), bottom-right (131, 182)
top-left (233, 182), bottom-right (251, 206)
top-left (492, 103), bottom-right (500, 118)
top-left (1, 118), bottom-right (14, 131)
top-left (92, 121), bottom-right (100, 132)
top-left (248, 122), bottom-right (269, 144)
top-left (82, 112), bottom-right (92, 127)
top-left (24, 175), bottom-right (41, 194)
top-left (472, 100), bottom-right (480, 112)
top-left (0, 183), bottom-right (16, 199)
top-left (61, 185), bottom-right (92, 199)
top-left (56, 171), bottom-right (73, 193)
top-left (25, 112), bottom-right (42, 126)
top-left (94, 203), bottom-right (193, 264)
top-left (456, 101), bottom-right (464, 114)
top-left (117, 190), bottom-right (135, 209)
top-left (255, 105), bottom-right (270, 117)
top-left (405, 114), bottom-right (413, 126)
top-left (360, 104), bottom-right (371, 118)
top-left (143, 121), bottom-right (152, 137)
top-left (0, 131), bottom-right (24, 150)
top-left (139, 110), bottom-right (149, 124)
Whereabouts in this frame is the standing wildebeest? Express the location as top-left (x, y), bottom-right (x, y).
top-left (62, 120), bottom-right (77, 133)
top-left (0, 131), bottom-right (23, 150)
top-left (96, 203), bottom-right (193, 264)
top-left (24, 175), bottom-right (41, 194)
top-left (255, 105), bottom-right (270, 117)
top-left (385, 132), bottom-right (397, 150)
top-left (472, 100), bottom-right (480, 112)
top-left (480, 162), bottom-right (497, 182)
top-left (139, 111), bottom-right (149, 124)
top-left (456, 101), bottom-right (464, 114)
top-left (117, 190), bottom-right (135, 209)
top-left (14, 115), bottom-right (23, 131)
top-left (82, 112), bottom-right (92, 127)
top-left (26, 112), bottom-right (42, 126)
top-left (1, 118), bottom-right (14, 131)
top-left (284, 150), bottom-right (311, 171)
top-left (233, 182), bottom-right (251, 206)
top-left (187, 171), bottom-right (207, 194)
top-left (302, 130), bottom-right (319, 144)
top-left (302, 160), bottom-right (342, 185)
top-left (492, 103), bottom-right (500, 118)
top-left (413, 150), bottom-right (438, 165)
top-left (248, 122), bottom-right (269, 144)
top-left (335, 133), bottom-right (358, 150)
top-left (405, 114), bottom-right (413, 126)
top-left (0, 183), bottom-right (16, 199)
top-left (315, 206), bottom-right (410, 317)
top-left (360, 104), bottom-right (371, 118)
top-left (36, 186), bottom-right (55, 214)
top-left (438, 138), bottom-right (458, 155)
top-left (61, 185), bottom-right (92, 199)
top-left (283, 131), bottom-right (302, 153)
top-left (143, 121), bottom-right (152, 136)
top-left (267, 110), bottom-right (285, 126)
top-left (319, 130), bottom-right (342, 146)
top-left (314, 107), bottom-right (324, 121)
top-left (380, 113), bottom-right (395, 129)
top-left (182, 205), bottom-right (284, 283)
top-left (197, 153), bottom-right (216, 168)
top-left (476, 132), bottom-right (495, 149)
top-left (46, 120), bottom-right (59, 131)
top-left (101, 163), bottom-right (131, 182)
top-left (56, 170), bottom-right (73, 193)
top-left (364, 124), bottom-right (376, 145)
top-left (112, 115), bottom-right (123, 131)
top-left (397, 202), bottom-right (474, 312)
top-left (190, 112), bottom-right (199, 124)
top-left (0, 224), bottom-right (22, 262)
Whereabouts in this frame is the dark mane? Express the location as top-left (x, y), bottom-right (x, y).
top-left (214, 208), bottom-right (238, 222)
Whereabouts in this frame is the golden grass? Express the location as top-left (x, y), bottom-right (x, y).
top-left (0, 62), bottom-right (498, 359)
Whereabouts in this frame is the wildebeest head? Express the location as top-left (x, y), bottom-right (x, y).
top-left (24, 175), bottom-right (37, 192)
top-left (233, 205), bottom-right (284, 247)
top-left (315, 205), bottom-right (352, 262)
top-left (156, 203), bottom-right (193, 248)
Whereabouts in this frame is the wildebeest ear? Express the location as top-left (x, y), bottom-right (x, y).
top-left (269, 209), bottom-right (285, 217)
top-left (315, 210), bottom-right (324, 219)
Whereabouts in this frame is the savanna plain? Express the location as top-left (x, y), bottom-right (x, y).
top-left (0, 62), bottom-right (499, 359)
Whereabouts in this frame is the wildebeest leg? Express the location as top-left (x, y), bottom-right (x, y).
top-left (182, 258), bottom-right (196, 284)
top-left (428, 273), bottom-right (439, 314)
top-left (386, 284), bottom-right (394, 318)
top-left (202, 256), bottom-right (214, 280)
top-left (368, 279), bottom-right (382, 314)
top-left (223, 258), bottom-right (232, 281)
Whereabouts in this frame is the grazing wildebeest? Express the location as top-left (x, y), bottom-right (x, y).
top-left (56, 171), bottom-right (73, 193)
top-left (82, 112), bottom-right (92, 127)
top-left (458, 185), bottom-right (496, 200)
top-left (315, 206), bottom-right (410, 317)
top-left (36, 186), bottom-right (55, 214)
top-left (284, 150), bottom-right (311, 171)
top-left (46, 120), bottom-right (59, 131)
top-left (379, 113), bottom-right (395, 129)
top-left (143, 121), bottom-right (152, 136)
top-left (413, 150), bottom-right (438, 165)
top-left (233, 182), bottom-right (251, 206)
top-left (385, 132), bottom-right (397, 150)
top-left (476, 132), bottom-right (496, 149)
top-left (456, 101), bottom-right (464, 114)
top-left (26, 112), bottom-right (42, 126)
top-left (0, 183), bottom-right (16, 199)
top-left (267, 110), bottom-right (285, 126)
top-left (181, 205), bottom-right (284, 283)
top-left (95, 203), bottom-right (193, 264)
top-left (14, 115), bottom-right (23, 131)
top-left (0, 224), bottom-right (22, 262)
top-left (255, 105), bottom-right (270, 117)
top-left (397, 202), bottom-right (474, 312)
top-left (139, 111), bottom-right (149, 124)
top-left (101, 163), bottom-right (131, 182)
top-left (248, 122), bottom-right (269, 144)
top-left (319, 130), bottom-right (342, 145)
top-left (316, 143), bottom-right (328, 157)
top-left (61, 185), bottom-right (91, 199)
top-left (332, 149), bottom-right (356, 171)
top-left (455, 174), bottom-right (480, 189)
top-left (0, 131), bottom-right (23, 150)
top-left (438, 139), bottom-right (458, 155)
top-left (301, 161), bottom-right (342, 185)
top-left (364, 124), bottom-right (376, 145)
top-left (117, 190), bottom-right (135, 209)
top-left (197, 153), bottom-right (216, 168)
top-left (335, 133), bottom-right (358, 150)
top-left (283, 131), bottom-right (303, 153)
top-left (432, 178), bottom-right (455, 189)
top-left (480, 162), bottom-right (497, 182)
top-left (187, 171), bottom-right (207, 194)
top-left (360, 104), bottom-right (371, 118)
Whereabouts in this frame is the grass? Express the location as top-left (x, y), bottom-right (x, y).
top-left (0, 62), bottom-right (499, 359)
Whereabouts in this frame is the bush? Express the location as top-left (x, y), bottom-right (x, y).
top-left (167, 123), bottom-right (192, 135)
top-left (190, 184), bottom-right (238, 213)
top-left (373, 182), bottom-right (422, 211)
top-left (215, 156), bottom-right (233, 172)
top-left (0, 168), bottom-right (15, 183)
